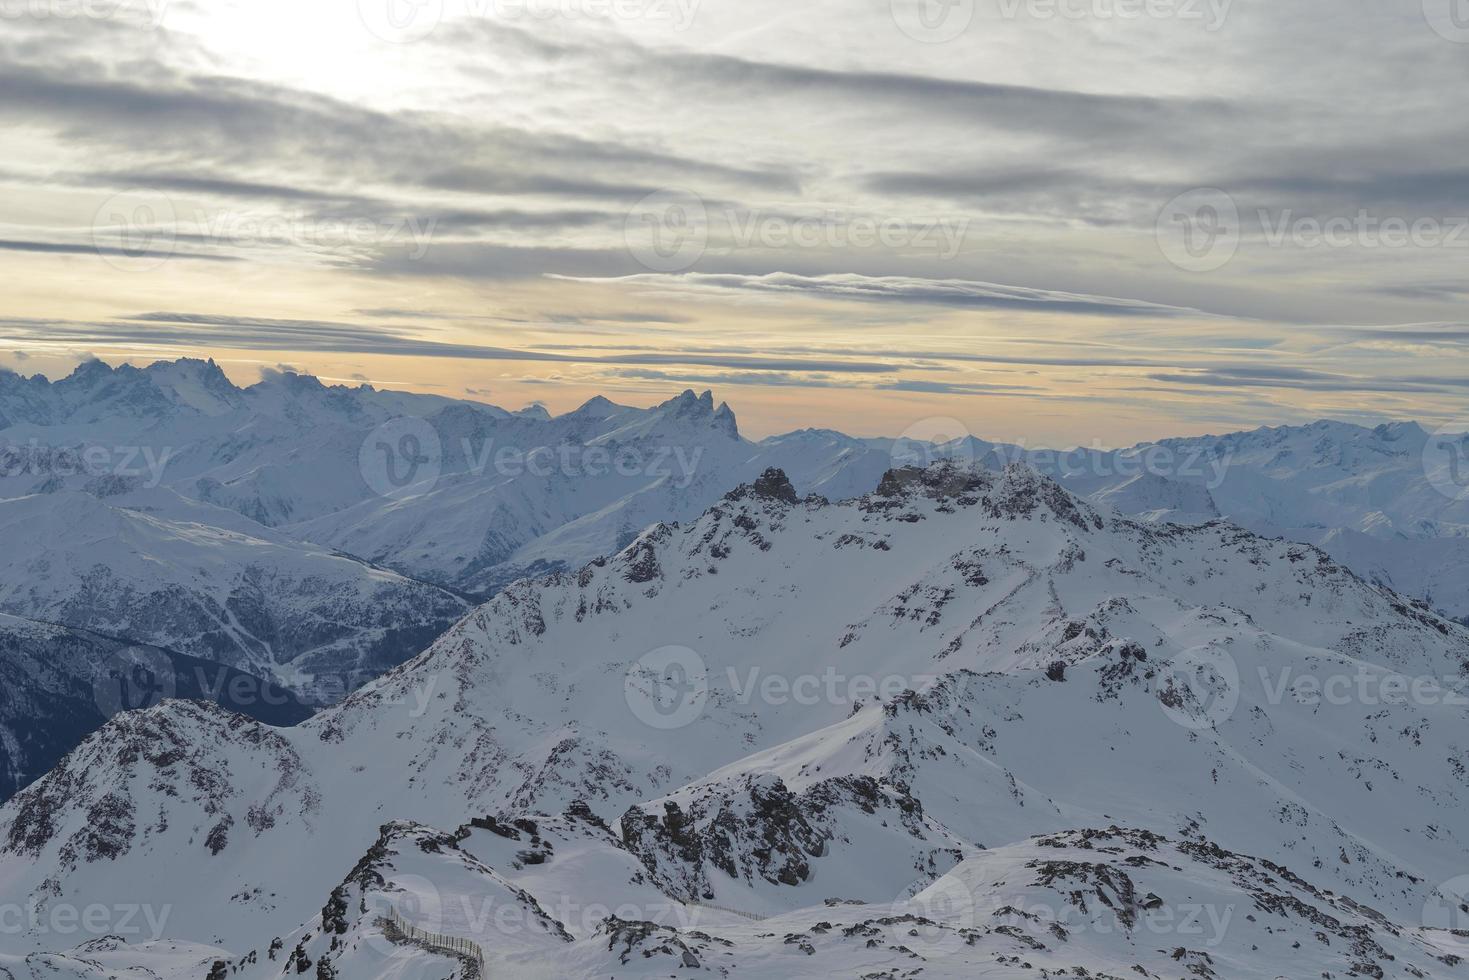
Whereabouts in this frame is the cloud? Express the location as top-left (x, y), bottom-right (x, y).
top-left (0, 313), bottom-right (909, 375)
top-left (574, 271), bottom-right (1210, 318)
top-left (0, 238), bottom-right (237, 262)
top-left (877, 379), bottom-right (1038, 395)
top-left (1149, 365), bottom-right (1465, 393)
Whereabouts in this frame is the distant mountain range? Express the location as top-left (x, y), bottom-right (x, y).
top-left (0, 356), bottom-right (1465, 824)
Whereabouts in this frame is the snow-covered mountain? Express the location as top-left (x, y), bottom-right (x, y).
top-left (5, 462), bottom-right (1465, 977)
top-left (7, 358), bottom-right (1464, 617)
top-left (923, 419), bottom-right (1469, 620)
top-left (0, 613), bottom-right (310, 803)
top-left (0, 490), bottom-right (469, 699)
top-left (0, 360), bottom-right (882, 597)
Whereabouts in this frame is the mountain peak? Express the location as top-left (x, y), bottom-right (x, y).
top-left (643, 388), bottom-right (740, 439)
top-left (749, 467), bottom-right (799, 503)
top-left (656, 388), bottom-right (714, 415)
top-left (516, 403), bottom-right (552, 421)
top-left (573, 395), bottom-right (618, 415)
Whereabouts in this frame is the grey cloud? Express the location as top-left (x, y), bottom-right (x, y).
top-left (877, 379), bottom-right (1039, 395)
top-left (0, 313), bottom-right (904, 375)
top-left (582, 272), bottom-right (1208, 318)
top-left (0, 238), bottom-right (237, 262)
top-left (1150, 365), bottom-right (1465, 393)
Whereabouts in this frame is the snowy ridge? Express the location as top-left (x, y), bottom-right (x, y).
top-left (3, 461), bottom-right (1466, 976)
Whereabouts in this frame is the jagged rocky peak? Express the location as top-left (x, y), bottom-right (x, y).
top-left (1372, 419), bottom-right (1426, 442)
top-left (751, 467), bottom-right (799, 503)
top-left (871, 460), bottom-right (1103, 530)
top-left (875, 458), bottom-right (994, 500)
top-left (654, 388), bottom-right (739, 437)
top-left (515, 403), bottom-right (551, 421)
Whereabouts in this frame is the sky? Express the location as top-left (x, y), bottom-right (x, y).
top-left (1, 0), bottom-right (1467, 443)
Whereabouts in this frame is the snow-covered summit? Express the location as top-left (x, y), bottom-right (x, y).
top-left (4, 460), bottom-right (1465, 978)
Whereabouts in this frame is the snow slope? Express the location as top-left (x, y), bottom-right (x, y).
top-left (3, 462), bottom-right (1466, 977)
top-left (0, 491), bottom-right (468, 699)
